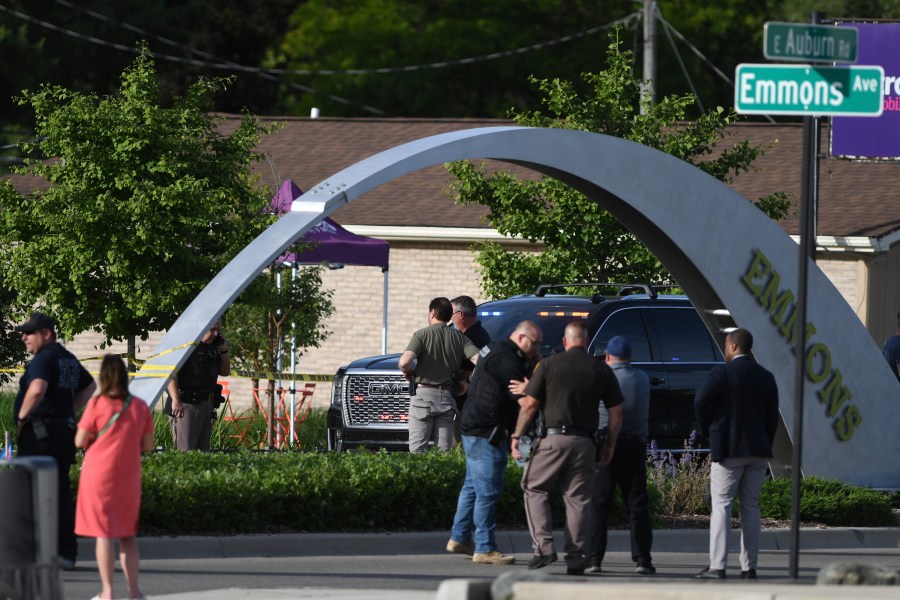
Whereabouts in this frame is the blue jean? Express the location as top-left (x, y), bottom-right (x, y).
top-left (449, 434), bottom-right (508, 553)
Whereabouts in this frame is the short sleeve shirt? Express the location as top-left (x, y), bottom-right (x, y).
top-left (461, 338), bottom-right (529, 437)
top-left (406, 323), bottom-right (479, 386)
top-left (178, 342), bottom-right (222, 392)
top-left (524, 346), bottom-right (623, 430)
top-left (883, 334), bottom-right (900, 381)
top-left (14, 342), bottom-right (94, 424)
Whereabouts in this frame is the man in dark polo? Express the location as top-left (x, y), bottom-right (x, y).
top-left (14, 312), bottom-right (96, 568)
top-left (511, 320), bottom-right (624, 575)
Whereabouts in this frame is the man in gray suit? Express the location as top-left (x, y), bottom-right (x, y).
top-left (692, 328), bottom-right (779, 580)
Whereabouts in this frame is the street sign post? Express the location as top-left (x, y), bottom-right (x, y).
top-left (735, 64), bottom-right (883, 116)
top-left (765, 22), bottom-right (858, 62)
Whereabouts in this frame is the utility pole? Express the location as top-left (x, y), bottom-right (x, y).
top-left (642, 0), bottom-right (657, 110)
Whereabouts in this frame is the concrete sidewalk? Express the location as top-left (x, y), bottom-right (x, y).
top-left (66, 528), bottom-right (900, 600)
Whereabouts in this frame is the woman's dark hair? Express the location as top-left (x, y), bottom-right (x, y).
top-left (98, 354), bottom-right (129, 398)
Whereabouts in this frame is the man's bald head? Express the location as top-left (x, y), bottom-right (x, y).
top-left (563, 320), bottom-right (589, 350)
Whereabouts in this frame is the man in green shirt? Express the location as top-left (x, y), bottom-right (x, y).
top-left (399, 297), bottom-right (480, 452)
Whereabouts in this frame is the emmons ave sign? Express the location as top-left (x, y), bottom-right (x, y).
top-left (735, 64), bottom-right (884, 116)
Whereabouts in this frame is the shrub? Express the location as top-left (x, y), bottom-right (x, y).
top-left (761, 477), bottom-right (894, 526)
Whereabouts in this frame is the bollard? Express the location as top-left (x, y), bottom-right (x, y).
top-left (0, 457), bottom-right (62, 600)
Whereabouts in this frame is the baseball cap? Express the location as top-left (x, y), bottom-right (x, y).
top-left (605, 335), bottom-right (631, 358)
top-left (15, 312), bottom-right (56, 334)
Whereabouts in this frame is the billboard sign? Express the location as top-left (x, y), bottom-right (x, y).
top-left (831, 22), bottom-right (900, 159)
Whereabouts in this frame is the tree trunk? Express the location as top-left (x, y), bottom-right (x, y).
top-left (267, 378), bottom-right (276, 450)
top-left (127, 335), bottom-right (136, 372)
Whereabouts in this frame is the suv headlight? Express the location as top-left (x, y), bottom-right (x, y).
top-left (331, 368), bottom-right (346, 408)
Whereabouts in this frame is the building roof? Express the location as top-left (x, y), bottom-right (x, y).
top-left (7, 116), bottom-right (900, 247)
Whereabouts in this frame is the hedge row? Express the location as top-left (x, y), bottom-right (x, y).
top-left (66, 448), bottom-right (895, 535)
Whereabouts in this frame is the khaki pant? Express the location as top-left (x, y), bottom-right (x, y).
top-left (522, 434), bottom-right (596, 569)
top-left (169, 400), bottom-right (213, 451)
top-left (407, 387), bottom-right (456, 453)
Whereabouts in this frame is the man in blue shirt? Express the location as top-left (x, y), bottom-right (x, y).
top-left (14, 312), bottom-right (96, 569)
top-left (882, 312), bottom-right (900, 381)
top-left (587, 335), bottom-right (655, 575)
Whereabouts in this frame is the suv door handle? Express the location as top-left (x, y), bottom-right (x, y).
top-left (648, 377), bottom-right (666, 385)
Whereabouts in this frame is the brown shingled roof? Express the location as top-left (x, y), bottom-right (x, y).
top-left (7, 117), bottom-right (900, 241)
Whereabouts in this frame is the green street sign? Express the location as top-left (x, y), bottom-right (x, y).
top-left (764, 22), bottom-right (858, 63)
top-left (735, 64), bottom-right (883, 116)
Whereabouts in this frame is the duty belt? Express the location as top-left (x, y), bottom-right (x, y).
top-left (545, 426), bottom-right (594, 438)
top-left (418, 382), bottom-right (454, 390)
top-left (179, 390), bottom-right (215, 404)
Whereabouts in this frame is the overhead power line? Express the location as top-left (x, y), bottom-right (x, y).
top-left (7, 2), bottom-right (640, 76)
top-left (1, 1), bottom-right (389, 115)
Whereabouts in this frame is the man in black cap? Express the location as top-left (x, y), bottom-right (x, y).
top-left (14, 312), bottom-right (96, 569)
top-left (587, 335), bottom-right (655, 575)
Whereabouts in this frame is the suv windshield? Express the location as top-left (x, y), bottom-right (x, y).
top-left (478, 299), bottom-right (597, 355)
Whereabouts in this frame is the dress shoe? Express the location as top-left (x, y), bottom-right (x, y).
top-left (472, 550), bottom-right (515, 565)
top-left (58, 557), bottom-right (76, 571)
top-left (446, 539), bottom-right (474, 556)
top-left (566, 567), bottom-right (585, 576)
top-left (740, 569), bottom-right (758, 579)
top-left (527, 552), bottom-right (558, 570)
top-left (693, 567), bottom-right (726, 579)
top-left (636, 561), bottom-right (657, 575)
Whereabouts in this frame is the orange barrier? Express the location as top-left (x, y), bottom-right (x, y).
top-left (221, 380), bottom-right (254, 447)
top-left (252, 383), bottom-right (316, 449)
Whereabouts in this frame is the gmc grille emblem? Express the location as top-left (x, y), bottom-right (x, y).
top-left (368, 381), bottom-right (408, 396)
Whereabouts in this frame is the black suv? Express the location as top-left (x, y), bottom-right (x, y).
top-left (327, 284), bottom-right (726, 452)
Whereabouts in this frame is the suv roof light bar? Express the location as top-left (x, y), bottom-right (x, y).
top-left (534, 282), bottom-right (678, 301)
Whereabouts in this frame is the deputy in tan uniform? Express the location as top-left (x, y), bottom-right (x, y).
top-left (511, 320), bottom-right (624, 575)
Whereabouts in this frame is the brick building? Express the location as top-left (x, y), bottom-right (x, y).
top-left (5, 117), bottom-right (900, 410)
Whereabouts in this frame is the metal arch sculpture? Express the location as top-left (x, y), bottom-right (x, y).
top-left (130, 126), bottom-right (899, 488)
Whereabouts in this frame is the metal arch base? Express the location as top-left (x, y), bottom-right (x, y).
top-left (130, 126), bottom-right (900, 488)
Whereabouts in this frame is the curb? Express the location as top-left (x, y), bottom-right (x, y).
top-left (80, 527), bottom-right (900, 561)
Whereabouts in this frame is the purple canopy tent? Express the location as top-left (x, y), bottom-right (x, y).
top-left (271, 180), bottom-right (391, 353)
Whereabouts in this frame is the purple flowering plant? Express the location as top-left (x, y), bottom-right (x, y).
top-left (646, 430), bottom-right (711, 516)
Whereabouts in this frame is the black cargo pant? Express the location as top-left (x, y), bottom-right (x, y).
top-left (17, 418), bottom-right (79, 561)
top-left (588, 436), bottom-right (653, 565)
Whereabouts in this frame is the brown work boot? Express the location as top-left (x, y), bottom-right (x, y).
top-left (473, 550), bottom-right (516, 565)
top-left (446, 539), bottom-right (475, 556)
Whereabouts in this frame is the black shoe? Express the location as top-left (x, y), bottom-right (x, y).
top-left (566, 567), bottom-right (585, 576)
top-left (58, 557), bottom-right (76, 571)
top-left (740, 569), bottom-right (758, 579)
top-left (527, 552), bottom-right (558, 570)
top-left (693, 567), bottom-right (726, 579)
top-left (636, 561), bottom-right (656, 575)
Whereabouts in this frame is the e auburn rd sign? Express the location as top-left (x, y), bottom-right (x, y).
top-left (735, 64), bottom-right (884, 116)
top-left (764, 22), bottom-right (858, 63)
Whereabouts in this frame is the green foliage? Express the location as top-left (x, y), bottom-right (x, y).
top-left (226, 266), bottom-right (334, 395)
top-left (0, 283), bottom-right (23, 385)
top-left (0, 391), bottom-right (14, 441)
top-left (0, 49), bottom-right (277, 344)
top-left (760, 477), bottom-right (894, 526)
top-left (450, 32), bottom-right (793, 299)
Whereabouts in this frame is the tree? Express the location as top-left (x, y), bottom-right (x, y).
top-left (0, 273), bottom-right (23, 385)
top-left (225, 262), bottom-right (334, 448)
top-left (449, 32), bottom-right (791, 299)
top-left (0, 49), bottom-right (277, 357)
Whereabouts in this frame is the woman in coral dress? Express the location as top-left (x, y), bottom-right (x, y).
top-left (75, 354), bottom-right (155, 600)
